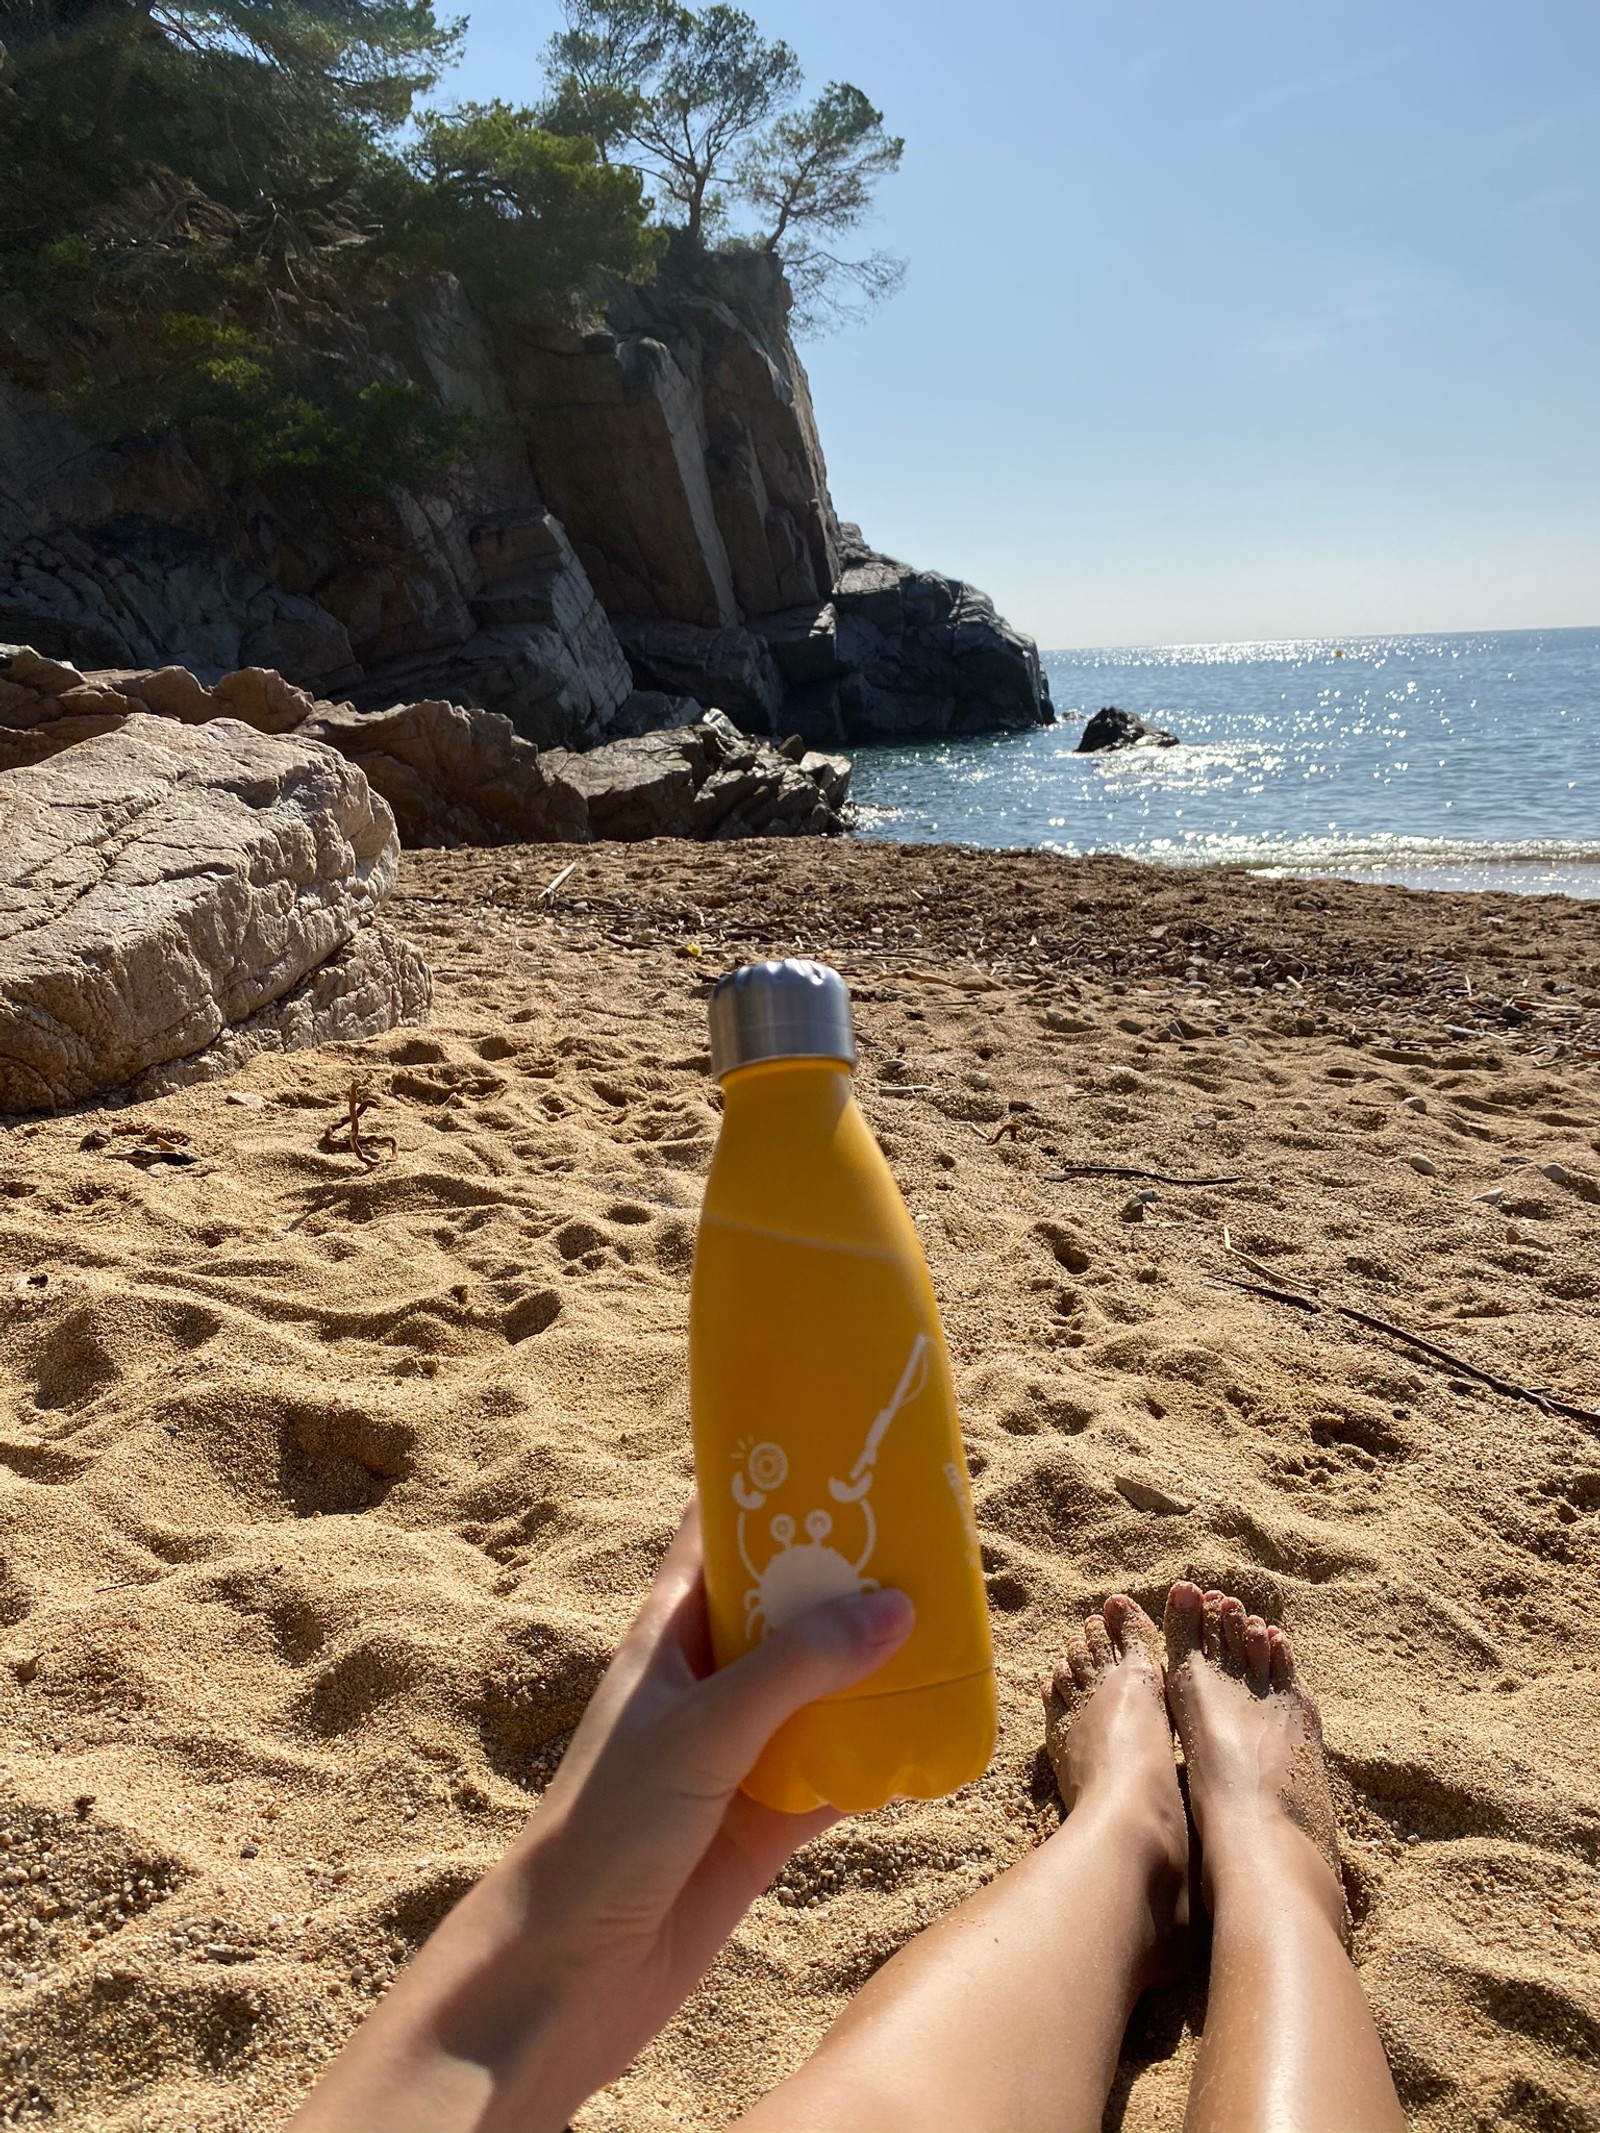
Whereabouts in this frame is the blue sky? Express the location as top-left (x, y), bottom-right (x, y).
top-left (444, 1), bottom-right (1600, 648)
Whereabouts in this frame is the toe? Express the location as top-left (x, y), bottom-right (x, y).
top-left (1066, 1633), bottom-right (1095, 1691)
top-left (1201, 1589), bottom-right (1228, 1665)
top-left (1106, 1593), bottom-right (1162, 1670)
top-left (1268, 1625), bottom-right (1295, 1690)
top-left (1219, 1598), bottom-right (1249, 1673)
top-left (1163, 1582), bottom-right (1205, 1668)
top-left (1085, 1614), bottom-right (1114, 1671)
top-left (1244, 1615), bottom-right (1272, 1692)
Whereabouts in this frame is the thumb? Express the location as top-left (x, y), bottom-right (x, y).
top-left (676, 1587), bottom-right (915, 1793)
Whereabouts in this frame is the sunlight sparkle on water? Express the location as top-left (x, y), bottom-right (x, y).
top-left (848, 629), bottom-right (1600, 898)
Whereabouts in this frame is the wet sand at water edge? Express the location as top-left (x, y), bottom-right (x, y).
top-left (1, 838), bottom-right (1597, 2130)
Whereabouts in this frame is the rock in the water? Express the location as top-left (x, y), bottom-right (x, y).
top-left (1077, 706), bottom-right (1178, 753)
top-left (300, 698), bottom-right (588, 848)
top-left (747, 526), bottom-right (1054, 744)
top-left (799, 749), bottom-right (851, 811)
top-left (0, 713), bottom-right (421, 1111)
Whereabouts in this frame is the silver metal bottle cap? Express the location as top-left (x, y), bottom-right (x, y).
top-left (708, 959), bottom-right (857, 1078)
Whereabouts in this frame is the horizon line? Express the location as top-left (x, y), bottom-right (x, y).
top-left (1038, 620), bottom-right (1600, 657)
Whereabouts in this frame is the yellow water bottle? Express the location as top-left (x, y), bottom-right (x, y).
top-left (690, 958), bottom-right (996, 1813)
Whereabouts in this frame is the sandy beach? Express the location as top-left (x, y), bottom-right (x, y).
top-left (1, 838), bottom-right (1597, 2132)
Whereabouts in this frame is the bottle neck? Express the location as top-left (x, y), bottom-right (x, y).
top-left (721, 1053), bottom-right (857, 1151)
top-left (718, 1055), bottom-right (855, 1121)
top-left (706, 1053), bottom-right (908, 1250)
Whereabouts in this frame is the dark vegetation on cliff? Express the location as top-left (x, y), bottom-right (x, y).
top-left (0, 0), bottom-right (900, 490)
top-left (0, 0), bottom-right (657, 500)
top-left (0, 1), bottom-right (1053, 750)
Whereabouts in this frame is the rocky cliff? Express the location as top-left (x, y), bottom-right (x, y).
top-left (0, 250), bottom-right (1052, 751)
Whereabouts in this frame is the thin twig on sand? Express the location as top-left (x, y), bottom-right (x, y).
top-left (1217, 1233), bottom-right (1600, 1431)
top-left (1045, 1163), bottom-right (1243, 1187)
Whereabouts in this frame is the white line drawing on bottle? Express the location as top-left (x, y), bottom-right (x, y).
top-left (732, 1334), bottom-right (931, 1639)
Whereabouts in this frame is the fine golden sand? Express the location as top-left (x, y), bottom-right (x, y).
top-left (1, 839), bottom-right (1598, 2132)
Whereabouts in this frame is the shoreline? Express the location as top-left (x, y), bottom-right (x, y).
top-left (1257, 857), bottom-right (1600, 901)
top-left (1, 840), bottom-right (1596, 2130)
top-left (848, 818), bottom-right (1600, 903)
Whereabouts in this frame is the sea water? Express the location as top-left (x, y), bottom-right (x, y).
top-left (850, 628), bottom-right (1600, 897)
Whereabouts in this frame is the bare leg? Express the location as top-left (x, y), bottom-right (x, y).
top-left (735, 1598), bottom-right (1189, 2133)
top-left (1164, 1584), bottom-right (1407, 2133)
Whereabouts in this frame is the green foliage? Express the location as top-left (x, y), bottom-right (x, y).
top-left (737, 82), bottom-right (904, 326)
top-left (1, 0), bottom-right (461, 253)
top-left (0, 0), bottom-right (656, 505)
top-left (398, 102), bottom-right (662, 313)
top-left (87, 313), bottom-right (471, 504)
top-left (541, 0), bottom-right (904, 322)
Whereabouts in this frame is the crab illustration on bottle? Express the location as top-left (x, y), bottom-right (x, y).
top-left (731, 1334), bottom-right (931, 1639)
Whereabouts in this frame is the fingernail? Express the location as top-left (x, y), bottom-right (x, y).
top-left (849, 1587), bottom-right (915, 1642)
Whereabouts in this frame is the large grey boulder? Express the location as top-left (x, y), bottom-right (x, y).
top-left (745, 525), bottom-right (1054, 744)
top-left (545, 713), bottom-right (847, 841)
top-left (300, 697), bottom-right (588, 847)
top-left (0, 713), bottom-right (427, 1112)
top-left (124, 926), bottom-right (431, 1100)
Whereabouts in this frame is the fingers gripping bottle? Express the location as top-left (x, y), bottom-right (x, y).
top-left (690, 959), bottom-right (996, 1813)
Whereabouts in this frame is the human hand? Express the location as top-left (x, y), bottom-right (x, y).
top-left (291, 1501), bottom-right (914, 2133)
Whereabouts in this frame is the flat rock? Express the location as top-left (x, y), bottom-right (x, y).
top-left (1114, 1475), bottom-right (1195, 1517)
top-left (0, 714), bottom-right (412, 1111)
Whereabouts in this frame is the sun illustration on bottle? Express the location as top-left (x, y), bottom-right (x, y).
top-left (732, 1334), bottom-right (931, 1639)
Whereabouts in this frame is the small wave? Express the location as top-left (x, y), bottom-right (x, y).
top-left (1141, 833), bottom-right (1600, 871)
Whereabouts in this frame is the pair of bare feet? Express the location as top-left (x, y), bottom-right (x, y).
top-left (1044, 1580), bottom-right (1347, 1985)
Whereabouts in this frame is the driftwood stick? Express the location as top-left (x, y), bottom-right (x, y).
top-left (1217, 1238), bottom-right (1600, 1431)
top-left (1046, 1163), bottom-right (1244, 1187)
top-left (1210, 1274), bottom-right (1320, 1314)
